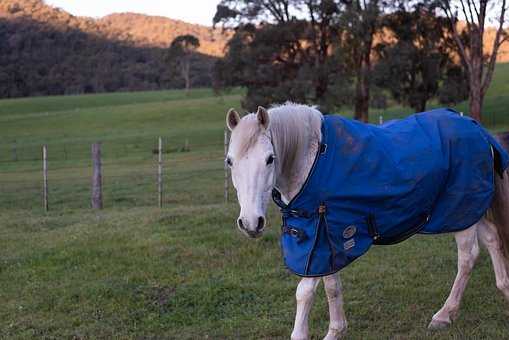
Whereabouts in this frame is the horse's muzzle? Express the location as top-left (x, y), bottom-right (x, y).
top-left (238, 216), bottom-right (265, 238)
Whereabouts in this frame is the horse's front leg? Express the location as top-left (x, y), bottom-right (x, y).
top-left (292, 277), bottom-right (320, 340)
top-left (323, 273), bottom-right (347, 339)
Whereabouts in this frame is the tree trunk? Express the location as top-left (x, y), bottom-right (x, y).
top-left (354, 27), bottom-right (373, 123)
top-left (469, 35), bottom-right (484, 123)
top-left (315, 22), bottom-right (329, 103)
top-left (469, 84), bottom-right (483, 122)
top-left (315, 72), bottom-right (328, 103)
top-left (184, 63), bottom-right (190, 93)
top-left (182, 58), bottom-right (191, 93)
top-left (415, 99), bottom-right (426, 113)
top-left (354, 55), bottom-right (370, 122)
top-left (184, 74), bottom-right (190, 93)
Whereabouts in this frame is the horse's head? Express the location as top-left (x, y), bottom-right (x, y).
top-left (226, 106), bottom-right (275, 238)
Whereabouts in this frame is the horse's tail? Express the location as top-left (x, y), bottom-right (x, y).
top-left (488, 132), bottom-right (509, 261)
top-left (487, 171), bottom-right (509, 261)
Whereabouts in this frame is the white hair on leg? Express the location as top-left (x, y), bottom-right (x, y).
top-left (291, 277), bottom-right (321, 340)
top-left (429, 225), bottom-right (479, 329)
top-left (323, 273), bottom-right (347, 340)
top-left (478, 218), bottom-right (509, 301)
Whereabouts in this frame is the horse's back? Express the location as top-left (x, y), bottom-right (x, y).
top-left (374, 108), bottom-right (509, 233)
top-left (330, 108), bottom-right (508, 234)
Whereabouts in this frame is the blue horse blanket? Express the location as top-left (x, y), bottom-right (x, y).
top-left (273, 108), bottom-right (509, 277)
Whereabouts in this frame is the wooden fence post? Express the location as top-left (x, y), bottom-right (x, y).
top-left (224, 128), bottom-right (229, 204)
top-left (158, 137), bottom-right (163, 208)
top-left (42, 145), bottom-right (48, 212)
top-left (91, 143), bottom-right (103, 209)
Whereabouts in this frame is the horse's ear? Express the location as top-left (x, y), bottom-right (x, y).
top-left (257, 106), bottom-right (269, 130)
top-left (226, 108), bottom-right (240, 131)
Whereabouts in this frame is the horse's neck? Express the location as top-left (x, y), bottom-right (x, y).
top-left (271, 109), bottom-right (322, 204)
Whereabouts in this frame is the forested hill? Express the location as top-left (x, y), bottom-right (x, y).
top-left (0, 0), bottom-right (227, 98)
top-left (0, 0), bottom-right (230, 55)
top-left (98, 13), bottom-right (230, 57)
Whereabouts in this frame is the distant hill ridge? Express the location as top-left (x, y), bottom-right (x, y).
top-left (98, 13), bottom-right (231, 56)
top-left (0, 0), bottom-right (231, 56)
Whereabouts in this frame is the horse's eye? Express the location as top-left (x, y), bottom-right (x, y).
top-left (226, 157), bottom-right (233, 167)
top-left (266, 155), bottom-right (275, 165)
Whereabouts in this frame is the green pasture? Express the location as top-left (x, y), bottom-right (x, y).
top-left (1, 64), bottom-right (509, 338)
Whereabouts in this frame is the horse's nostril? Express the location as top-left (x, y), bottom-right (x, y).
top-left (257, 216), bottom-right (265, 231)
top-left (237, 218), bottom-right (245, 230)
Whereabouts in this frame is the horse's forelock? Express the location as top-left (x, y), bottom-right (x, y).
top-left (230, 114), bottom-right (264, 158)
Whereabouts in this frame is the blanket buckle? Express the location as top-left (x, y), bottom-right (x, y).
top-left (281, 225), bottom-right (307, 242)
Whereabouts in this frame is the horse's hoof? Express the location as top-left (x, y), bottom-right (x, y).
top-left (323, 326), bottom-right (347, 340)
top-left (428, 319), bottom-right (451, 330)
top-left (290, 333), bottom-right (308, 340)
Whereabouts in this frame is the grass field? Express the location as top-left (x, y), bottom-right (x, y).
top-left (1, 64), bottom-right (509, 339)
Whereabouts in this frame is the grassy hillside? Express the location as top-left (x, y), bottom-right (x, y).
top-left (0, 87), bottom-right (244, 210)
top-left (0, 88), bottom-right (239, 147)
top-left (1, 68), bottom-right (509, 338)
top-left (0, 62), bottom-right (507, 160)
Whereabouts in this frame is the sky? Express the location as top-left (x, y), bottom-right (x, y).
top-left (44, 1), bottom-right (221, 26)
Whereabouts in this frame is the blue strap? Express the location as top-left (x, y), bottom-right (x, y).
top-left (271, 189), bottom-right (311, 218)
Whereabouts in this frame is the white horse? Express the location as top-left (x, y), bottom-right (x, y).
top-left (225, 103), bottom-right (509, 339)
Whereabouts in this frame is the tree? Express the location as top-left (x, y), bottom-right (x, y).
top-left (168, 35), bottom-right (200, 92)
top-left (213, 0), bottom-right (295, 26)
top-left (342, 0), bottom-right (386, 122)
top-left (374, 3), bottom-right (462, 112)
top-left (438, 64), bottom-right (469, 105)
top-left (213, 0), bottom-right (350, 111)
top-left (439, 0), bottom-right (508, 122)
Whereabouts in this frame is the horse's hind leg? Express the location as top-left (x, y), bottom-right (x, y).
top-left (322, 273), bottom-right (347, 340)
top-left (429, 225), bottom-right (480, 329)
top-left (291, 277), bottom-right (321, 340)
top-left (478, 218), bottom-right (509, 301)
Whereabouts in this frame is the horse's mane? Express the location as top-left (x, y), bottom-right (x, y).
top-left (230, 102), bottom-right (322, 160)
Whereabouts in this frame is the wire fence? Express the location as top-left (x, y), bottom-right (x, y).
top-left (0, 134), bottom-right (232, 211)
top-left (0, 135), bottom-right (225, 163)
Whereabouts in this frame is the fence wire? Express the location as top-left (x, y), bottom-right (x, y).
top-left (0, 135), bottom-right (225, 164)
top-left (0, 136), bottom-right (231, 211)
